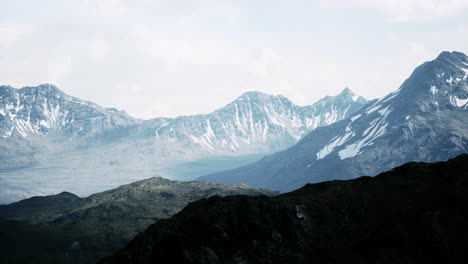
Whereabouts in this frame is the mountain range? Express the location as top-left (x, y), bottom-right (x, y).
top-left (1, 51), bottom-right (468, 264)
top-left (198, 51), bottom-right (468, 191)
top-left (101, 154), bottom-right (468, 264)
top-left (0, 85), bottom-right (367, 203)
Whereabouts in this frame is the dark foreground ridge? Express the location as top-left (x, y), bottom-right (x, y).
top-left (101, 154), bottom-right (468, 264)
top-left (0, 178), bottom-right (276, 264)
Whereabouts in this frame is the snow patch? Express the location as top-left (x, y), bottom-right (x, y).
top-left (316, 130), bottom-right (354, 160)
top-left (462, 68), bottom-right (468, 80)
top-left (350, 114), bottom-right (361, 122)
top-left (338, 105), bottom-right (391, 160)
top-left (377, 105), bottom-right (391, 116)
top-left (430, 85), bottom-right (438, 96)
top-left (323, 108), bottom-right (339, 125)
top-left (155, 123), bottom-right (169, 138)
top-left (365, 104), bottom-right (382, 115)
top-left (66, 97), bottom-right (88, 106)
top-left (446, 76), bottom-right (453, 84)
top-left (40, 120), bottom-right (50, 128)
top-left (339, 122), bottom-right (388, 160)
top-left (452, 96), bottom-right (468, 107)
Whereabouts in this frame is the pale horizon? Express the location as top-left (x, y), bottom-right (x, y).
top-left (1, 0), bottom-right (467, 119)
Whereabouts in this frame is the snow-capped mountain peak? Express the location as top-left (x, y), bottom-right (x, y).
top-left (140, 88), bottom-right (368, 155)
top-left (198, 51), bottom-right (468, 192)
top-left (318, 52), bottom-right (468, 161)
top-left (0, 84), bottom-right (368, 202)
top-left (0, 84), bottom-right (138, 138)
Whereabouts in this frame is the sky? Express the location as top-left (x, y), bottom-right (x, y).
top-left (1, 0), bottom-right (467, 119)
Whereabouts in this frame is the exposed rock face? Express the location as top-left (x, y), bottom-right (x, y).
top-left (101, 154), bottom-right (468, 264)
top-left (140, 89), bottom-right (367, 155)
top-left (0, 84), bottom-right (137, 139)
top-left (0, 178), bottom-right (277, 264)
top-left (198, 51), bottom-right (468, 191)
top-left (0, 85), bottom-right (367, 203)
top-left (0, 85), bottom-right (366, 152)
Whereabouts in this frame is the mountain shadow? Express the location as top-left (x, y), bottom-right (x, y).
top-left (102, 154), bottom-right (468, 264)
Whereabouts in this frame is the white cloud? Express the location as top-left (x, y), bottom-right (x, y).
top-left (89, 39), bottom-right (110, 59)
top-left (321, 0), bottom-right (468, 22)
top-left (0, 24), bottom-right (35, 48)
top-left (47, 56), bottom-right (73, 84)
top-left (0, 0), bottom-right (467, 119)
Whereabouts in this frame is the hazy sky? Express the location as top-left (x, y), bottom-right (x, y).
top-left (1, 0), bottom-right (467, 119)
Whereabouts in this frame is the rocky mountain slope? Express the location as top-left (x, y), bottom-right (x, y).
top-left (198, 51), bottom-right (468, 191)
top-left (0, 85), bottom-right (367, 156)
top-left (0, 84), bottom-right (138, 169)
top-left (139, 88), bottom-right (367, 155)
top-left (101, 154), bottom-right (468, 264)
top-left (0, 84), bottom-right (137, 139)
top-left (0, 86), bottom-right (367, 203)
top-left (0, 178), bottom-right (276, 264)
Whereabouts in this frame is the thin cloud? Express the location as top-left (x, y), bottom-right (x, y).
top-left (320, 0), bottom-right (468, 22)
top-left (0, 1), bottom-right (467, 119)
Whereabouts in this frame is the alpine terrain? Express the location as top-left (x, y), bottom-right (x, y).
top-left (0, 86), bottom-right (367, 203)
top-left (198, 51), bottom-right (468, 191)
top-left (101, 154), bottom-right (468, 264)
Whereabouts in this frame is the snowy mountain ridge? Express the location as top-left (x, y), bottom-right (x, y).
top-left (140, 88), bottom-right (367, 154)
top-left (0, 84), bottom-right (138, 139)
top-left (0, 85), bottom-right (367, 154)
top-left (0, 85), bottom-right (368, 203)
top-left (325, 51), bottom-right (468, 161)
top-left (198, 51), bottom-right (468, 191)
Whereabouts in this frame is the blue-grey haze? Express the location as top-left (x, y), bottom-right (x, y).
top-left (0, 85), bottom-right (366, 203)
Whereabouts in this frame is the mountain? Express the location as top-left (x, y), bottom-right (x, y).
top-left (0, 177), bottom-right (277, 264)
top-left (0, 85), bottom-right (367, 156)
top-left (0, 84), bottom-right (137, 139)
top-left (139, 88), bottom-right (367, 155)
top-left (0, 84), bottom-right (138, 169)
top-left (100, 154), bottom-right (468, 264)
top-left (0, 86), bottom-right (367, 203)
top-left (198, 51), bottom-right (468, 191)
